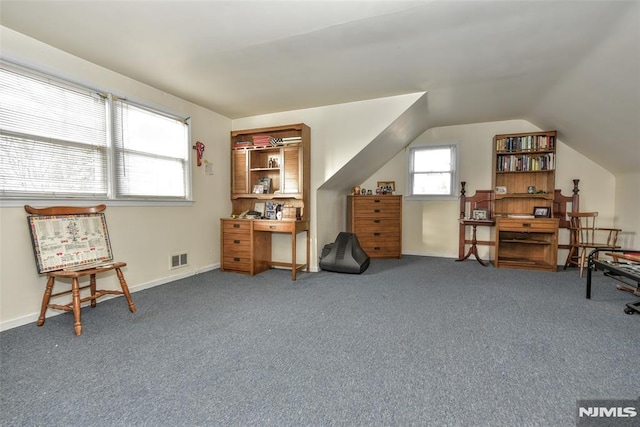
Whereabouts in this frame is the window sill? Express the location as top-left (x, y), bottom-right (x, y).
top-left (0, 198), bottom-right (194, 208)
top-left (404, 195), bottom-right (458, 202)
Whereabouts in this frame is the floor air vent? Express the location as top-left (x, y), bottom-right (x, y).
top-left (170, 252), bottom-right (188, 269)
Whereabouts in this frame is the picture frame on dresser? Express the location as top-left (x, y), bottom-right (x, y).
top-left (533, 206), bottom-right (551, 218)
top-left (377, 181), bottom-right (396, 193)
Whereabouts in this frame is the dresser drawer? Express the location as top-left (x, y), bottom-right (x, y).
top-left (353, 220), bottom-right (400, 234)
top-left (353, 199), bottom-right (400, 218)
top-left (353, 230), bottom-right (400, 242)
top-left (360, 244), bottom-right (401, 258)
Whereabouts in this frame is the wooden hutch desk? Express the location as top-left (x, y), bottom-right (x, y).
top-left (221, 219), bottom-right (310, 281)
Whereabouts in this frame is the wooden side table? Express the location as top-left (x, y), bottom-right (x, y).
top-left (456, 219), bottom-right (495, 266)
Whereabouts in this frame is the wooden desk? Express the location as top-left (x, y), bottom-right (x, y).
top-left (221, 218), bottom-right (310, 280)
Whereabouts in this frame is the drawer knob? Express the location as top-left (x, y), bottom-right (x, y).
top-left (523, 223), bottom-right (531, 227)
top-left (374, 199), bottom-right (381, 203)
top-left (233, 240), bottom-right (240, 244)
top-left (374, 247), bottom-right (381, 251)
top-left (374, 220), bottom-right (381, 223)
top-left (374, 232), bottom-right (381, 236)
top-left (233, 257), bottom-right (240, 262)
top-left (270, 225), bottom-right (276, 229)
top-left (233, 224), bottom-right (240, 228)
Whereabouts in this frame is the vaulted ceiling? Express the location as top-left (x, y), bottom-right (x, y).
top-left (1, 0), bottom-right (638, 175)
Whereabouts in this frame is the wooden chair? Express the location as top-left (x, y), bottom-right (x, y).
top-left (25, 205), bottom-right (136, 336)
top-left (564, 211), bottom-right (621, 277)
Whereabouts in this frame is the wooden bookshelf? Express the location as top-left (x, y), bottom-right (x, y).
top-left (492, 130), bottom-right (559, 272)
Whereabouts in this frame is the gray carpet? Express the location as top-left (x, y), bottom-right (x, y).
top-left (1, 256), bottom-right (638, 426)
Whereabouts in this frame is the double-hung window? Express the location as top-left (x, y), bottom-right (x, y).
top-left (0, 63), bottom-right (191, 202)
top-left (407, 144), bottom-right (458, 199)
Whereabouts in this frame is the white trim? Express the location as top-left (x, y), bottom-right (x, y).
top-left (0, 263), bottom-right (219, 332)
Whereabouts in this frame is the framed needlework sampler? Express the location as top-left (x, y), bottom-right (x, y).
top-left (26, 213), bottom-right (114, 273)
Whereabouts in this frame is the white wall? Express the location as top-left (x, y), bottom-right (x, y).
top-left (0, 27), bottom-right (232, 330)
top-left (615, 172), bottom-right (640, 249)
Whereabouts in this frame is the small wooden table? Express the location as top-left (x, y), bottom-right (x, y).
top-left (456, 219), bottom-right (495, 266)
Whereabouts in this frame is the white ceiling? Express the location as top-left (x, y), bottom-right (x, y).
top-left (1, 0), bottom-right (638, 175)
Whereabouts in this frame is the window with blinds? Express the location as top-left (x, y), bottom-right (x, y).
top-left (0, 63), bottom-right (191, 201)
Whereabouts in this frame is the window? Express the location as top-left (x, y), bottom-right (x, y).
top-left (0, 63), bottom-right (191, 202)
top-left (407, 144), bottom-right (458, 199)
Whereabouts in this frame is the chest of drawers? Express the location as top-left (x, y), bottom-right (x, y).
top-left (347, 195), bottom-right (402, 258)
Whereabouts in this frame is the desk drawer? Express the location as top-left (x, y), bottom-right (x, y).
top-left (253, 221), bottom-right (294, 233)
top-left (222, 233), bottom-right (251, 250)
top-left (497, 218), bottom-right (558, 232)
top-left (222, 255), bottom-right (251, 273)
top-left (222, 220), bottom-right (251, 232)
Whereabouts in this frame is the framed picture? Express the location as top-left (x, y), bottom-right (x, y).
top-left (495, 186), bottom-right (507, 194)
top-left (377, 181), bottom-right (395, 193)
top-left (253, 202), bottom-right (265, 216)
top-left (257, 177), bottom-right (271, 194)
top-left (533, 206), bottom-right (551, 218)
top-left (472, 209), bottom-right (488, 221)
top-left (252, 184), bottom-right (264, 194)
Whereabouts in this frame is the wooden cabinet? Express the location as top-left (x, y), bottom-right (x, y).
top-left (495, 217), bottom-right (559, 271)
top-left (492, 130), bottom-right (559, 271)
top-left (347, 195), bottom-right (402, 258)
top-left (223, 123), bottom-right (311, 280)
top-left (230, 123), bottom-right (310, 219)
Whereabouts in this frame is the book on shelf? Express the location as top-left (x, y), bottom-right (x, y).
top-left (496, 153), bottom-right (555, 172)
top-left (269, 136), bottom-right (302, 146)
top-left (496, 135), bottom-right (555, 152)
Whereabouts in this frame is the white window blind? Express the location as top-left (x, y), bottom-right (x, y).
top-left (113, 100), bottom-right (189, 199)
top-left (0, 66), bottom-right (108, 198)
top-left (0, 63), bottom-right (191, 202)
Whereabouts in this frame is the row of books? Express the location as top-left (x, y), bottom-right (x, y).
top-left (496, 153), bottom-right (555, 172)
top-left (496, 135), bottom-right (555, 152)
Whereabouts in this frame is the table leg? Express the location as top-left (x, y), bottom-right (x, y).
top-left (306, 230), bottom-right (310, 273)
top-left (291, 230), bottom-right (297, 281)
top-left (455, 225), bottom-right (488, 266)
